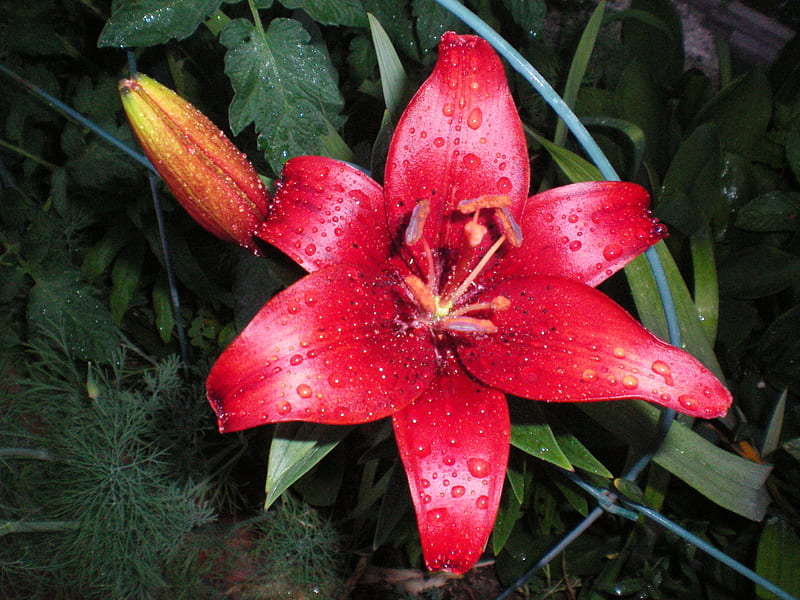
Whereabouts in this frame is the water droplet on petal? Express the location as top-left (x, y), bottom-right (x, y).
top-left (289, 354), bottom-right (303, 366)
top-left (467, 457), bottom-right (490, 478)
top-left (651, 360), bottom-right (674, 385)
top-left (433, 137), bottom-right (445, 147)
top-left (304, 244), bottom-right (316, 256)
top-left (276, 400), bottom-right (292, 415)
top-left (496, 177), bottom-right (512, 193)
top-left (415, 443), bottom-right (431, 458)
top-left (613, 347), bottom-right (626, 359)
top-left (476, 495), bottom-right (489, 509)
top-left (451, 485), bottom-right (466, 498)
top-left (462, 153), bottom-right (481, 169)
top-left (581, 369), bottom-right (597, 382)
top-left (569, 240), bottom-right (582, 251)
top-left (678, 395), bottom-right (698, 410)
top-left (603, 244), bottom-right (623, 261)
top-left (442, 103), bottom-right (455, 116)
top-left (421, 478), bottom-right (431, 488)
top-left (296, 384), bottom-right (313, 398)
top-left (622, 375), bottom-right (639, 389)
top-left (426, 507), bottom-right (450, 523)
top-left (467, 107), bottom-right (483, 129)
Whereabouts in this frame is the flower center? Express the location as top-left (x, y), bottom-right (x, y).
top-left (402, 195), bottom-right (521, 335)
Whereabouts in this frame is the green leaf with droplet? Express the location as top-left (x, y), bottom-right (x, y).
top-left (412, 0), bottom-right (463, 52)
top-left (265, 423), bottom-right (353, 509)
top-left (98, 0), bottom-right (224, 47)
top-left (222, 18), bottom-right (345, 174)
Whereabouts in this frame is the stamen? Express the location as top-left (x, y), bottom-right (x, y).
top-left (448, 295), bottom-right (511, 318)
top-left (441, 234), bottom-right (506, 308)
top-left (458, 194), bottom-right (512, 214)
top-left (404, 275), bottom-right (437, 314)
top-left (464, 220), bottom-right (487, 247)
top-left (495, 207), bottom-right (523, 247)
top-left (442, 317), bottom-right (498, 334)
top-left (405, 199), bottom-right (430, 245)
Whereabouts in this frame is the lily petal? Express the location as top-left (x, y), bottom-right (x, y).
top-left (207, 264), bottom-right (436, 431)
top-left (256, 156), bottom-right (392, 272)
top-left (384, 33), bottom-right (529, 253)
top-left (457, 275), bottom-right (732, 418)
top-left (493, 182), bottom-right (667, 287)
top-left (392, 368), bottom-right (510, 574)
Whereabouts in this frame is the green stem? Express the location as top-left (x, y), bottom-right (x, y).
top-left (0, 448), bottom-right (55, 460)
top-left (0, 520), bottom-right (79, 537)
top-left (204, 9), bottom-right (232, 37)
top-left (0, 138), bottom-right (59, 170)
top-left (247, 0), bottom-right (266, 36)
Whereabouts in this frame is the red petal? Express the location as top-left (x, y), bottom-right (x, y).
top-left (207, 264), bottom-right (436, 431)
top-left (256, 156), bottom-right (391, 272)
top-left (384, 33), bottom-right (529, 253)
top-left (392, 368), bottom-right (510, 574)
top-left (493, 182), bottom-right (667, 287)
top-left (457, 275), bottom-right (732, 418)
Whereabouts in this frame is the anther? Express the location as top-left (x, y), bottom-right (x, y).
top-left (458, 194), bottom-right (512, 214)
top-left (405, 199), bottom-right (430, 245)
top-left (442, 317), bottom-right (498, 334)
top-left (495, 207), bottom-right (523, 247)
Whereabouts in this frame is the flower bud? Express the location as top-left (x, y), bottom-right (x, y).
top-left (119, 73), bottom-right (268, 253)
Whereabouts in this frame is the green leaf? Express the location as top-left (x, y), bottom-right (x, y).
top-left (690, 229), bottom-right (719, 343)
top-left (554, 0), bottom-right (606, 147)
top-left (622, 0), bottom-right (684, 86)
top-left (368, 12), bottom-right (408, 117)
top-left (412, 0), bottom-right (463, 52)
top-left (152, 271), bottom-right (175, 344)
top-left (580, 400), bottom-right (772, 520)
top-left (756, 519), bottom-right (800, 600)
top-left (372, 462), bottom-right (411, 550)
top-left (582, 117), bottom-right (646, 180)
top-left (528, 129), bottom-right (602, 183)
top-left (278, 0), bottom-right (368, 27)
top-left (110, 240), bottom-right (145, 324)
top-left (510, 403), bottom-right (574, 471)
top-left (492, 488), bottom-right (525, 556)
top-left (718, 246), bottom-right (800, 299)
top-left (656, 123), bottom-right (724, 235)
top-left (222, 18), bottom-right (344, 174)
top-left (264, 423), bottom-right (353, 509)
top-left (625, 242), bottom-right (725, 380)
top-left (361, 0), bottom-right (419, 60)
top-left (735, 191), bottom-right (800, 232)
top-left (694, 70), bottom-right (772, 156)
top-left (502, 0), bottom-right (546, 36)
top-left (787, 129), bottom-right (800, 184)
top-left (27, 269), bottom-right (119, 364)
top-left (756, 305), bottom-right (800, 390)
top-left (82, 224), bottom-right (133, 280)
top-left (98, 0), bottom-right (224, 47)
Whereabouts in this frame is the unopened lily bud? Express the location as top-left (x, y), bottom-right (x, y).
top-left (119, 73), bottom-right (268, 253)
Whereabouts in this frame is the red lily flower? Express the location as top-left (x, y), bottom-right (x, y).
top-left (207, 33), bottom-right (732, 573)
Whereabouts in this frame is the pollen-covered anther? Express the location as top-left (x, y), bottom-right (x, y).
top-left (490, 295), bottom-right (511, 311)
top-left (405, 198), bottom-right (431, 245)
top-left (495, 207), bottom-right (523, 247)
top-left (441, 316), bottom-right (498, 334)
top-left (457, 194), bottom-right (512, 213)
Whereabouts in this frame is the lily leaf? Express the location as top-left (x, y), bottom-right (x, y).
top-left (264, 423), bottom-right (353, 509)
top-left (368, 13), bottom-right (408, 118)
top-left (580, 400), bottom-right (771, 521)
top-left (529, 130), bottom-right (602, 183)
top-left (510, 403), bottom-right (574, 471)
top-left (756, 519), bottom-right (800, 600)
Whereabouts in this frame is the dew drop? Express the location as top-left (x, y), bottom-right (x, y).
top-left (467, 457), bottom-right (490, 478)
top-left (651, 360), bottom-right (674, 385)
top-left (442, 103), bottom-right (455, 116)
top-left (304, 243), bottom-right (316, 256)
top-left (603, 244), bottom-right (623, 261)
top-left (328, 374), bottom-right (345, 388)
top-left (443, 456), bottom-right (455, 466)
top-left (613, 347), bottom-right (626, 358)
top-left (622, 375), bottom-right (639, 389)
top-left (426, 507), bottom-right (450, 523)
top-left (287, 304), bottom-right (300, 314)
top-left (569, 240), bottom-right (582, 251)
top-left (276, 400), bottom-right (292, 415)
top-left (581, 369), bottom-right (597, 382)
top-left (544, 213), bottom-right (555, 223)
top-left (421, 478), bottom-right (431, 488)
top-left (467, 107), bottom-right (483, 129)
top-left (433, 137), bottom-right (446, 147)
top-left (462, 153), bottom-right (481, 169)
top-left (496, 177), bottom-right (512, 193)
top-left (289, 354), bottom-right (303, 366)
top-left (476, 495), bottom-right (489, 509)
top-left (296, 384), bottom-right (313, 398)
top-left (415, 443), bottom-right (432, 458)
top-left (422, 494), bottom-right (432, 504)
top-left (451, 485), bottom-right (466, 498)
top-left (568, 214), bottom-right (579, 223)
top-left (678, 395), bottom-right (698, 410)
